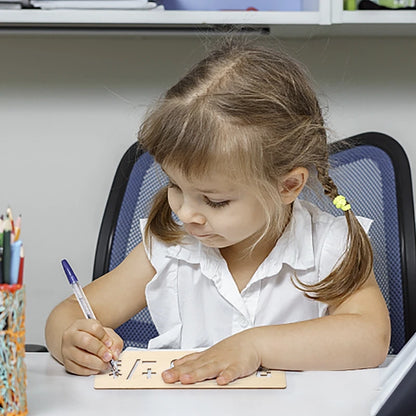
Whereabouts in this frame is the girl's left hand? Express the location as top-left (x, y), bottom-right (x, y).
top-left (161, 331), bottom-right (261, 385)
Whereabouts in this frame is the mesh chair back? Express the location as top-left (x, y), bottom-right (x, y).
top-left (94, 148), bottom-right (169, 348)
top-left (112, 152), bottom-right (168, 348)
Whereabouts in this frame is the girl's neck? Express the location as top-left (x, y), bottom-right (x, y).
top-left (219, 204), bottom-right (293, 292)
top-left (220, 237), bottom-right (276, 292)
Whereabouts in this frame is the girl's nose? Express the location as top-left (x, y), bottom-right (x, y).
top-left (176, 202), bottom-right (206, 225)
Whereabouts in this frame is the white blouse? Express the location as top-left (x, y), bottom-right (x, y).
top-left (142, 199), bottom-right (372, 350)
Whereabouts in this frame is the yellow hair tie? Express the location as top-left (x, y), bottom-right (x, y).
top-left (333, 195), bottom-right (351, 212)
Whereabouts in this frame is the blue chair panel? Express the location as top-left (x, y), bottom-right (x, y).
top-left (110, 152), bottom-right (168, 348)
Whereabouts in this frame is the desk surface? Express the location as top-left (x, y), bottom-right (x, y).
top-left (26, 352), bottom-right (387, 416)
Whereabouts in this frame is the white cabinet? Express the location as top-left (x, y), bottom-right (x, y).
top-left (0, 0), bottom-right (415, 36)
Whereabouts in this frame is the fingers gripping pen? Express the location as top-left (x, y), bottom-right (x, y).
top-left (61, 259), bottom-right (120, 377)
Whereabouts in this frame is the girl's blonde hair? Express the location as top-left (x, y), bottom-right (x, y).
top-left (138, 40), bottom-right (373, 305)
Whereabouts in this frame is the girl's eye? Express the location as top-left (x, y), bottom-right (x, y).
top-left (205, 198), bottom-right (230, 209)
top-left (167, 180), bottom-right (229, 208)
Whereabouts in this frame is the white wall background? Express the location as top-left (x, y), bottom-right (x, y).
top-left (0, 33), bottom-right (415, 346)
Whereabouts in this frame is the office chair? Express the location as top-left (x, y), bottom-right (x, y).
top-left (93, 131), bottom-right (416, 353)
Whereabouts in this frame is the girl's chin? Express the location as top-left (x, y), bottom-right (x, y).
top-left (193, 236), bottom-right (229, 248)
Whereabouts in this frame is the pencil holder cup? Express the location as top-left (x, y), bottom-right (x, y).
top-left (0, 285), bottom-right (27, 416)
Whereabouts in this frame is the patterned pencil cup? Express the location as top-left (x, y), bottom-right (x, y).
top-left (0, 285), bottom-right (27, 416)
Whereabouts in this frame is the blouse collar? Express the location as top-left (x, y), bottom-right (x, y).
top-left (166, 199), bottom-right (315, 285)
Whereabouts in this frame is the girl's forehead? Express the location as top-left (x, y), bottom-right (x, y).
top-left (163, 164), bottom-right (246, 194)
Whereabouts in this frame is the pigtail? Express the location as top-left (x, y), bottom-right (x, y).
top-left (294, 166), bottom-right (374, 305)
top-left (144, 187), bottom-right (184, 248)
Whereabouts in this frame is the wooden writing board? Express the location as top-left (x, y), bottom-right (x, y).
top-left (94, 350), bottom-right (286, 389)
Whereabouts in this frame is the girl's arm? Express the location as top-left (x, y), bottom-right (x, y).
top-left (45, 242), bottom-right (155, 375)
top-left (162, 271), bottom-right (391, 385)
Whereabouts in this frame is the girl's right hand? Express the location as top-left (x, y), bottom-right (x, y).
top-left (60, 319), bottom-right (123, 376)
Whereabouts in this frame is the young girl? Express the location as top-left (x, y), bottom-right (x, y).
top-left (45, 41), bottom-right (390, 385)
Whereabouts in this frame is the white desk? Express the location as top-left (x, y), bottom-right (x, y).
top-left (26, 352), bottom-right (387, 416)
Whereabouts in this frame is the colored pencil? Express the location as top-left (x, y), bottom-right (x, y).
top-left (6, 207), bottom-right (15, 234)
top-left (17, 245), bottom-right (24, 286)
top-left (14, 214), bottom-right (22, 242)
top-left (2, 218), bottom-right (11, 284)
top-left (0, 215), bottom-right (4, 247)
top-left (0, 247), bottom-right (3, 284)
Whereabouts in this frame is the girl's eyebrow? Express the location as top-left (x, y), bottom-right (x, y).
top-left (163, 167), bottom-right (235, 195)
top-left (195, 187), bottom-right (228, 195)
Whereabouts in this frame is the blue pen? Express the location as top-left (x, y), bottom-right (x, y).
top-left (61, 259), bottom-right (120, 377)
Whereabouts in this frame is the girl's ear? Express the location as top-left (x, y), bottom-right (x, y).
top-left (279, 167), bottom-right (309, 205)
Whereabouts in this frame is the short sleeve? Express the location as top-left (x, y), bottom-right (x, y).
top-left (140, 219), bottom-right (183, 346)
top-left (139, 218), bottom-right (172, 273)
